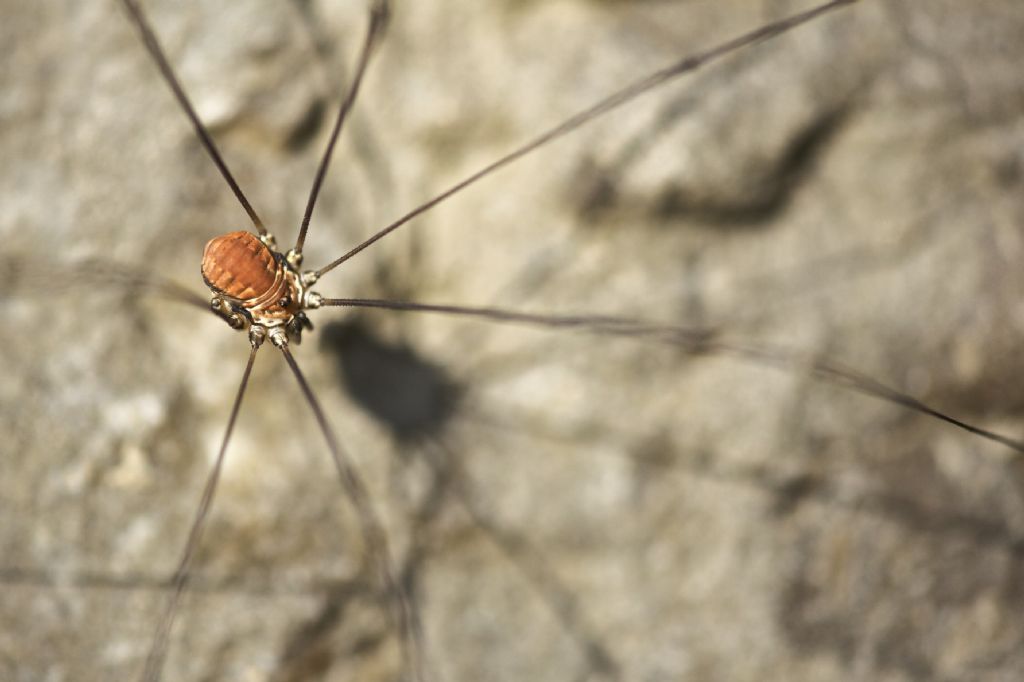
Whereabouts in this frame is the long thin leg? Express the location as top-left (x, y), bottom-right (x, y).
top-left (320, 297), bottom-right (1024, 455)
top-left (279, 344), bottom-right (424, 682)
top-left (321, 297), bottom-right (718, 340)
top-left (1, 254), bottom-right (209, 311)
top-left (118, 0), bottom-right (267, 236)
top-left (292, 0), bottom-right (391, 258)
top-left (140, 345), bottom-right (259, 682)
top-left (313, 0), bottom-right (860, 279)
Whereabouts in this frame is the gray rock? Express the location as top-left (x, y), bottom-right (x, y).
top-left (2, 0), bottom-right (1024, 680)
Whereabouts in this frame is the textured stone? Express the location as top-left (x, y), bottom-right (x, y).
top-left (2, 1), bottom-right (1024, 681)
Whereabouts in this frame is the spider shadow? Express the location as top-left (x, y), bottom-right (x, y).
top-left (279, 318), bottom-right (623, 680)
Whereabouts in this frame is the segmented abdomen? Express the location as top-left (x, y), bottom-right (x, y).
top-left (201, 231), bottom-right (279, 301)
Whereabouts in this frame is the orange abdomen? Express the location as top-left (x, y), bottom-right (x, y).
top-left (201, 231), bottom-right (279, 301)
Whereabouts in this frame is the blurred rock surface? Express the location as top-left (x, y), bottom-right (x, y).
top-left (2, 1), bottom-right (1024, 680)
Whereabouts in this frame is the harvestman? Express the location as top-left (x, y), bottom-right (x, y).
top-left (100, 0), bottom-right (1024, 680)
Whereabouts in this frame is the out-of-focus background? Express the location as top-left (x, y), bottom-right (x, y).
top-left (2, 0), bottom-right (1024, 680)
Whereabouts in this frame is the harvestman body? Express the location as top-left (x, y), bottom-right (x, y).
top-left (103, 0), bottom-right (1024, 680)
top-left (201, 230), bottom-right (321, 348)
